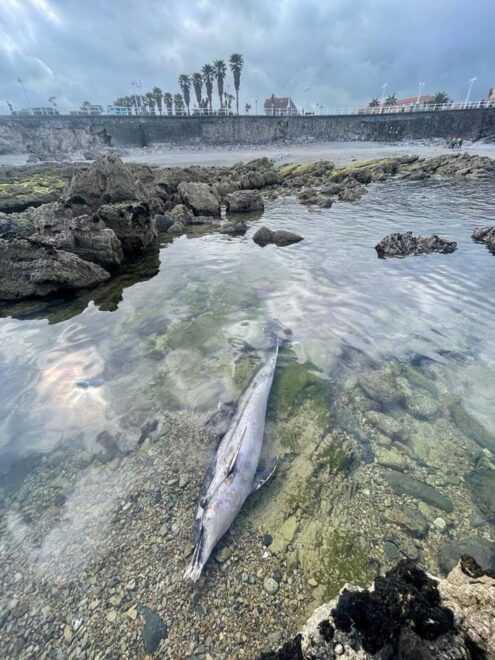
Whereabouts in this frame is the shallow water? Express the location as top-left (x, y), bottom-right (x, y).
top-left (1, 176), bottom-right (495, 656)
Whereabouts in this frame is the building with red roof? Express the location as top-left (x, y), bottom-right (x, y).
top-left (264, 94), bottom-right (298, 116)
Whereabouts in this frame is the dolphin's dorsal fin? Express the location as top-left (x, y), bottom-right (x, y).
top-left (226, 425), bottom-right (247, 478)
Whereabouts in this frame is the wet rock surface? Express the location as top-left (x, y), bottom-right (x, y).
top-left (375, 231), bottom-right (457, 258)
top-left (472, 225), bottom-right (495, 254)
top-left (253, 226), bottom-right (304, 247)
top-left (0, 237), bottom-right (110, 300)
top-left (225, 188), bottom-right (264, 213)
top-left (262, 557), bottom-right (495, 659)
top-left (178, 181), bottom-right (221, 216)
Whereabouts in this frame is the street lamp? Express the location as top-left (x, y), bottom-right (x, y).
top-left (380, 82), bottom-right (388, 109)
top-left (416, 81), bottom-right (425, 104)
top-left (465, 77), bottom-right (477, 106)
top-left (17, 78), bottom-right (32, 114)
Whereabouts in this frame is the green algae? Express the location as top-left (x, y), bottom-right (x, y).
top-left (0, 170), bottom-right (66, 212)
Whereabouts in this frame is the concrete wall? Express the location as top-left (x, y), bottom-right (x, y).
top-left (1, 108), bottom-right (494, 152)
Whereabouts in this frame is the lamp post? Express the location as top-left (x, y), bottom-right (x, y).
top-left (416, 81), bottom-right (425, 104)
top-left (17, 78), bottom-right (32, 114)
top-left (380, 82), bottom-right (388, 111)
top-left (465, 77), bottom-right (477, 107)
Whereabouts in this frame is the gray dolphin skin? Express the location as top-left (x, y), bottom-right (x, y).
top-left (184, 346), bottom-right (279, 581)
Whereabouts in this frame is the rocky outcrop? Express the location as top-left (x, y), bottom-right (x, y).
top-left (253, 226), bottom-right (303, 247)
top-left (27, 203), bottom-right (124, 268)
top-left (225, 189), bottom-right (264, 213)
top-left (338, 185), bottom-right (367, 202)
top-left (472, 225), bottom-right (495, 254)
top-left (375, 232), bottom-right (457, 258)
top-left (0, 238), bottom-right (109, 300)
top-left (178, 181), bottom-right (221, 216)
top-left (96, 202), bottom-right (157, 253)
top-left (261, 557), bottom-right (495, 660)
top-left (65, 155), bottom-right (143, 209)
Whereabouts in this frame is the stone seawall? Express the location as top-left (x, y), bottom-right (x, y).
top-left (1, 109), bottom-right (495, 153)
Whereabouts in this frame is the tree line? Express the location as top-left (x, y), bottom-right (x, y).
top-left (114, 54), bottom-right (244, 116)
top-left (368, 91), bottom-right (450, 107)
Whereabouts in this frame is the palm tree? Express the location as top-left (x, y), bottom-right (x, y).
top-left (202, 64), bottom-right (214, 111)
top-left (192, 73), bottom-right (203, 108)
top-left (385, 94), bottom-right (397, 106)
top-left (368, 97), bottom-right (380, 107)
top-left (178, 75), bottom-right (191, 115)
top-left (245, 103), bottom-right (251, 114)
top-left (224, 93), bottom-right (235, 113)
top-left (173, 93), bottom-right (184, 116)
top-left (429, 91), bottom-right (450, 106)
top-left (163, 93), bottom-right (173, 116)
top-left (48, 96), bottom-right (57, 111)
top-left (152, 87), bottom-right (163, 114)
top-left (144, 92), bottom-right (155, 114)
top-left (213, 59), bottom-right (227, 109)
top-left (229, 53), bottom-right (244, 114)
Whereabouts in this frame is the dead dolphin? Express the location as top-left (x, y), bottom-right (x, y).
top-left (184, 346), bottom-right (279, 581)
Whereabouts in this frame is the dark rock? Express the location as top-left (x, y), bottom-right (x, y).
top-left (66, 155), bottom-right (143, 209)
top-left (375, 232), bottom-right (457, 258)
top-left (178, 181), bottom-right (221, 216)
top-left (0, 212), bottom-right (34, 238)
top-left (96, 202), bottom-right (157, 253)
top-left (320, 182), bottom-right (344, 196)
top-left (316, 196), bottom-right (333, 208)
top-left (28, 202), bottom-right (123, 267)
top-left (140, 606), bottom-right (168, 654)
top-left (438, 538), bottom-right (495, 576)
top-left (338, 185), bottom-right (367, 202)
top-left (253, 226), bottom-right (304, 247)
top-left (332, 561), bottom-right (455, 655)
top-left (472, 225), bottom-right (495, 254)
top-left (190, 215), bottom-right (216, 225)
top-left (225, 189), bottom-right (264, 213)
top-left (297, 188), bottom-right (318, 205)
top-left (0, 237), bottom-right (110, 300)
top-left (383, 471), bottom-right (454, 513)
top-left (351, 168), bottom-right (372, 184)
top-left (262, 533), bottom-right (273, 547)
top-left (154, 213), bottom-right (173, 232)
top-left (258, 634), bottom-right (303, 660)
top-left (465, 466), bottom-right (495, 523)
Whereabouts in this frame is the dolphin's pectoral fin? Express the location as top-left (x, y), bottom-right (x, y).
top-left (251, 457), bottom-right (278, 493)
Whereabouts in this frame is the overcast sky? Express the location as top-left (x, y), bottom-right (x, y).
top-left (1, 0), bottom-right (493, 113)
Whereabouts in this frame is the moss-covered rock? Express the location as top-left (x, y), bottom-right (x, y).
top-left (0, 170), bottom-right (66, 212)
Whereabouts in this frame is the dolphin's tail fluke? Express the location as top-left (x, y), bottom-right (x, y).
top-left (183, 528), bottom-right (205, 581)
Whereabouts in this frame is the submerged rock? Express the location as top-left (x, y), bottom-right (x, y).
top-left (140, 606), bottom-right (168, 654)
top-left (0, 238), bottom-right (109, 300)
top-left (178, 181), bottom-right (221, 216)
top-left (338, 184), bottom-right (367, 202)
top-left (253, 226), bottom-right (304, 247)
top-left (375, 231), bottom-right (457, 258)
top-left (225, 189), bottom-right (264, 213)
top-left (154, 213), bottom-right (174, 232)
top-left (472, 225), bottom-right (495, 254)
top-left (383, 470), bottom-right (454, 513)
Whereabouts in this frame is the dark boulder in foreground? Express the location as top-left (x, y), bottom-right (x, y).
top-left (261, 556), bottom-right (495, 659)
top-left (472, 225), bottom-right (495, 254)
top-left (96, 202), bottom-right (157, 253)
top-left (0, 238), bottom-right (109, 300)
top-left (253, 226), bottom-right (304, 247)
top-left (225, 189), bottom-right (264, 213)
top-left (375, 231), bottom-right (457, 258)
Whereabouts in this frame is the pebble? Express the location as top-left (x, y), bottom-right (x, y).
top-left (262, 533), bottom-right (273, 547)
top-left (106, 609), bottom-right (117, 623)
top-left (214, 546), bottom-right (233, 563)
top-left (63, 624), bottom-right (73, 642)
top-left (126, 606), bottom-right (138, 620)
top-left (433, 517), bottom-right (447, 532)
top-left (307, 577), bottom-right (318, 588)
top-left (335, 642), bottom-right (345, 655)
top-left (263, 577), bottom-right (279, 595)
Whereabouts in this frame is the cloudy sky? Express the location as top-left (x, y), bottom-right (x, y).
top-left (1, 0), bottom-right (493, 113)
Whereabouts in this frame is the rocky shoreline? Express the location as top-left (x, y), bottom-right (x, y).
top-left (1, 151), bottom-right (494, 302)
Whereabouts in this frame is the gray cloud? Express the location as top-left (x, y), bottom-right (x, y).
top-left (1, 0), bottom-right (493, 113)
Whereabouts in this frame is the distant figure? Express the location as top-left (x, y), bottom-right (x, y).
top-left (450, 137), bottom-right (456, 150)
top-left (458, 137), bottom-right (463, 149)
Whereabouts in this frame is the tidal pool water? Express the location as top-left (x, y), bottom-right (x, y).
top-left (1, 176), bottom-right (494, 657)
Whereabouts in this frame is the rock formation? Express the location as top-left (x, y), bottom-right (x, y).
top-left (472, 226), bottom-right (495, 254)
top-left (253, 226), bottom-right (304, 247)
top-left (375, 232), bottom-right (457, 258)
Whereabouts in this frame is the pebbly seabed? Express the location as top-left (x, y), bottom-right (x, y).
top-left (0, 148), bottom-right (495, 658)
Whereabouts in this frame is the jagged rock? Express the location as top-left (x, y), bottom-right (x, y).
top-left (252, 226), bottom-right (304, 247)
top-left (298, 188), bottom-right (318, 205)
top-left (0, 211), bottom-right (34, 238)
top-left (317, 196), bottom-right (333, 208)
top-left (472, 225), bottom-right (495, 254)
top-left (262, 558), bottom-right (495, 660)
top-left (0, 238), bottom-right (109, 300)
top-left (27, 202), bottom-right (123, 267)
top-left (170, 203), bottom-right (193, 226)
top-left (375, 232), bottom-right (457, 258)
top-left (96, 202), bottom-right (157, 253)
top-left (178, 181), bottom-right (221, 216)
top-left (320, 182), bottom-right (344, 196)
top-left (225, 189), bottom-right (264, 213)
top-left (338, 185), bottom-right (367, 202)
top-left (65, 155), bottom-right (143, 209)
